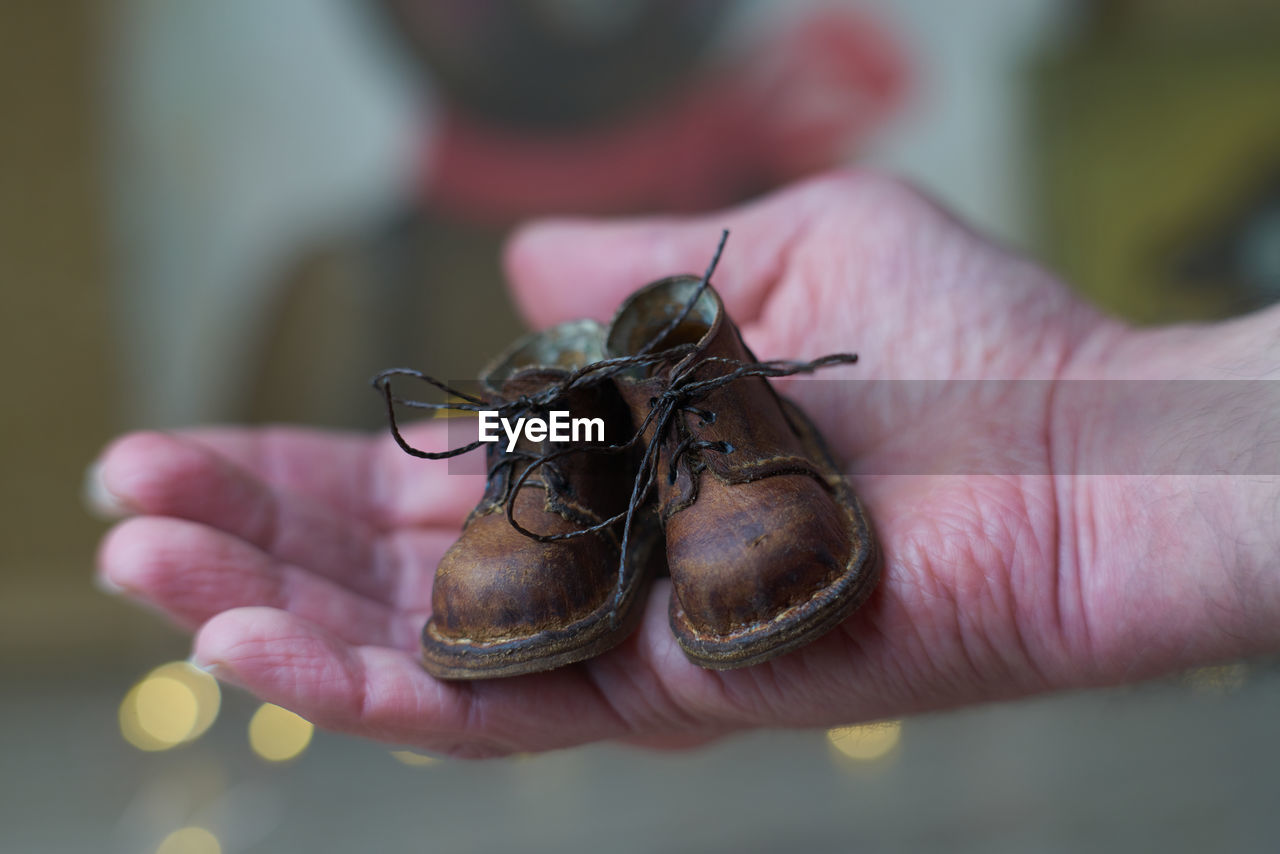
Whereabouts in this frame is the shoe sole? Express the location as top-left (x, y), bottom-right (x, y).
top-left (668, 396), bottom-right (880, 669)
top-left (420, 518), bottom-right (659, 680)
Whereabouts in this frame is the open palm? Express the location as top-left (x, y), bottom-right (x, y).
top-left (95, 172), bottom-right (1274, 757)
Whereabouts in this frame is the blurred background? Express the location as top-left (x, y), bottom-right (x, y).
top-left (4, 1), bottom-right (1280, 851)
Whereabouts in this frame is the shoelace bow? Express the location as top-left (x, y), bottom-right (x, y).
top-left (372, 231), bottom-right (857, 623)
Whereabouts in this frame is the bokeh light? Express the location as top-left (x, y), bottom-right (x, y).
top-left (827, 721), bottom-right (902, 763)
top-left (155, 826), bottom-right (221, 854)
top-left (120, 662), bottom-right (221, 751)
top-left (1185, 662), bottom-right (1249, 694)
top-left (390, 749), bottom-right (438, 767)
top-left (248, 703), bottom-right (314, 762)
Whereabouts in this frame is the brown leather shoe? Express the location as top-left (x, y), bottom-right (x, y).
top-left (410, 320), bottom-right (656, 679)
top-left (605, 276), bottom-right (878, 669)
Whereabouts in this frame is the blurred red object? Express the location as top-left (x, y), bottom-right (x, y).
top-left (421, 8), bottom-right (907, 223)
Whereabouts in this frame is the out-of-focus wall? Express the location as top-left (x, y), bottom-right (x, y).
top-left (107, 0), bottom-right (423, 429)
top-left (0, 3), bottom-right (132, 670)
top-left (1034, 1), bottom-right (1280, 322)
top-left (852, 0), bottom-right (1077, 247)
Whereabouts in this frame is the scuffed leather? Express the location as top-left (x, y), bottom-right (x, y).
top-left (422, 323), bottom-right (649, 678)
top-left (430, 370), bottom-right (632, 641)
top-left (607, 276), bottom-right (876, 666)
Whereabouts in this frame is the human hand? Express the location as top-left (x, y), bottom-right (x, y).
top-left (93, 171), bottom-right (1280, 757)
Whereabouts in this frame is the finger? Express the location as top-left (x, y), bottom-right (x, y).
top-left (94, 430), bottom-right (458, 604)
top-left (581, 583), bottom-right (737, 733)
top-left (96, 422), bottom-right (482, 532)
top-left (175, 426), bottom-right (376, 523)
top-left (503, 172), bottom-right (841, 330)
top-left (191, 607), bottom-right (638, 756)
top-left (98, 516), bottom-right (420, 650)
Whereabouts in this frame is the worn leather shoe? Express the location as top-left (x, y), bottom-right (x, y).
top-left (419, 320), bottom-right (656, 679)
top-left (605, 276), bottom-right (878, 669)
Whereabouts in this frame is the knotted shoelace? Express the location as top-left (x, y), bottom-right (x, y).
top-left (373, 231), bottom-right (857, 623)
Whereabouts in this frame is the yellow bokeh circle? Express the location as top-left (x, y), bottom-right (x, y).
top-left (248, 703), bottom-right (314, 762)
top-left (826, 720), bottom-right (902, 762)
top-left (120, 662), bottom-right (221, 751)
top-left (155, 826), bottom-right (221, 854)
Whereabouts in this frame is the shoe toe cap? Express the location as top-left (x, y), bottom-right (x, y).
top-left (666, 477), bottom-right (853, 639)
top-left (429, 514), bottom-right (618, 642)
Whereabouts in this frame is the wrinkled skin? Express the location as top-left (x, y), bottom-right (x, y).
top-left (94, 171), bottom-right (1280, 757)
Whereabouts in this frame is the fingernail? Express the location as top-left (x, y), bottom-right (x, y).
top-left (187, 654), bottom-right (236, 683)
top-left (93, 573), bottom-right (126, 595)
top-left (82, 460), bottom-right (136, 520)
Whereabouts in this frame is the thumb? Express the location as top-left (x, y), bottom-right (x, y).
top-left (502, 175), bottom-right (836, 331)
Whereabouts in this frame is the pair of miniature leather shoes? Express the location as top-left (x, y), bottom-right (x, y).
top-left (381, 272), bottom-right (878, 679)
